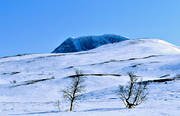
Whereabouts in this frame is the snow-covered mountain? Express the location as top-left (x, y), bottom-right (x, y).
top-left (0, 37), bottom-right (180, 116)
top-left (52, 34), bottom-right (129, 53)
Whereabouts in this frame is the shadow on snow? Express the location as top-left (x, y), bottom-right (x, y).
top-left (9, 108), bottom-right (127, 115)
top-left (9, 110), bottom-right (59, 115)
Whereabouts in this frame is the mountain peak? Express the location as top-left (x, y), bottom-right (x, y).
top-left (52, 34), bottom-right (129, 53)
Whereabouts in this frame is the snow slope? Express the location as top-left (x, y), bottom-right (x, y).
top-left (52, 34), bottom-right (129, 53)
top-left (0, 38), bottom-right (180, 116)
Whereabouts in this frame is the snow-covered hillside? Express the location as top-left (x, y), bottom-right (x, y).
top-left (52, 34), bottom-right (129, 53)
top-left (0, 38), bottom-right (180, 116)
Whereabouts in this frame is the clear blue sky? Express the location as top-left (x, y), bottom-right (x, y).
top-left (0, 0), bottom-right (180, 57)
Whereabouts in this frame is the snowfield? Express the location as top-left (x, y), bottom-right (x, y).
top-left (0, 38), bottom-right (180, 116)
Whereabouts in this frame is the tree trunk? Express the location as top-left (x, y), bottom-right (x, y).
top-left (70, 101), bottom-right (73, 111)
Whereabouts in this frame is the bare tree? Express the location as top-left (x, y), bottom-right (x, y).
top-left (118, 72), bottom-right (148, 108)
top-left (62, 69), bottom-right (85, 111)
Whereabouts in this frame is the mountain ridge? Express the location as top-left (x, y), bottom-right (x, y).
top-left (52, 34), bottom-right (129, 53)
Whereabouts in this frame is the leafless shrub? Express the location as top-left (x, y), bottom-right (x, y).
top-left (56, 100), bottom-right (61, 112)
top-left (62, 69), bottom-right (86, 111)
top-left (118, 72), bottom-right (148, 108)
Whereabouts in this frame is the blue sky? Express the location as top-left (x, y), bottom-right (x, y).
top-left (0, 0), bottom-right (180, 57)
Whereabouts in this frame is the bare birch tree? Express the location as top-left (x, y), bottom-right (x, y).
top-left (118, 72), bottom-right (148, 108)
top-left (62, 69), bottom-right (85, 111)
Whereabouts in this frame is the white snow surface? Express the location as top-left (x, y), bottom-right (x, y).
top-left (0, 38), bottom-right (180, 116)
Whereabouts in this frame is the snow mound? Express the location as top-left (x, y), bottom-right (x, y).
top-left (52, 34), bottom-right (129, 53)
top-left (93, 38), bottom-right (180, 55)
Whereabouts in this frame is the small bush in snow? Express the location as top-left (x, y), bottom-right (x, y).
top-left (62, 69), bottom-right (86, 111)
top-left (56, 100), bottom-right (61, 111)
top-left (118, 72), bottom-right (148, 108)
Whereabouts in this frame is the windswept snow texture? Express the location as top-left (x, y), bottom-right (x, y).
top-left (0, 38), bottom-right (180, 116)
top-left (52, 34), bottom-right (129, 53)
